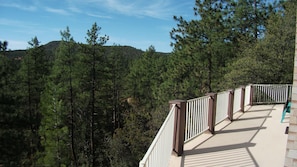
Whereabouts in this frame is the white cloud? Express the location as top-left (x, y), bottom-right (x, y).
top-left (45, 7), bottom-right (70, 15)
top-left (0, 18), bottom-right (39, 29)
top-left (64, 0), bottom-right (113, 19)
top-left (86, 12), bottom-right (112, 19)
top-left (104, 0), bottom-right (135, 14)
top-left (62, 0), bottom-right (187, 20)
top-left (104, 0), bottom-right (172, 19)
top-left (73, 0), bottom-right (176, 19)
top-left (0, 2), bottom-right (36, 11)
top-left (0, 18), bottom-right (22, 26)
top-left (68, 6), bottom-right (82, 13)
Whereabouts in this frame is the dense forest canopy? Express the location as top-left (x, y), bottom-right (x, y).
top-left (0, 0), bottom-right (296, 166)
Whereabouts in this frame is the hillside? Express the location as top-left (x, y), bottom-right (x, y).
top-left (5, 41), bottom-right (169, 60)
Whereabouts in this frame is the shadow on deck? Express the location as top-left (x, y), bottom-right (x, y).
top-left (169, 104), bottom-right (289, 167)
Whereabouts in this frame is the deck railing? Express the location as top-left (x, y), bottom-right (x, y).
top-left (252, 84), bottom-right (292, 104)
top-left (139, 84), bottom-right (291, 167)
top-left (215, 91), bottom-right (229, 124)
top-left (139, 104), bottom-right (176, 167)
top-left (245, 85), bottom-right (252, 106)
top-left (233, 87), bottom-right (243, 113)
top-left (185, 96), bottom-right (209, 142)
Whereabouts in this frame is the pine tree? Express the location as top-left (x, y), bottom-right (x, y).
top-left (38, 27), bottom-right (80, 166)
top-left (108, 46), bottom-right (171, 167)
top-left (0, 42), bottom-right (27, 166)
top-left (80, 22), bottom-right (110, 166)
top-left (0, 40), bottom-right (8, 52)
top-left (38, 82), bottom-right (69, 166)
top-left (106, 45), bottom-right (129, 130)
top-left (261, 0), bottom-right (296, 83)
top-left (229, 0), bottom-right (270, 44)
top-left (170, 0), bottom-right (233, 95)
top-left (16, 36), bottom-right (49, 166)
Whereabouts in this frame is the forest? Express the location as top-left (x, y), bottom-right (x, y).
top-left (0, 0), bottom-right (296, 166)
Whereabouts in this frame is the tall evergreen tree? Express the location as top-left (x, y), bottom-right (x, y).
top-left (17, 37), bottom-right (49, 166)
top-left (38, 27), bottom-right (80, 166)
top-left (108, 46), bottom-right (170, 167)
top-left (80, 22), bottom-right (109, 166)
top-left (169, 0), bottom-right (274, 93)
top-left (106, 45), bottom-right (130, 130)
top-left (0, 41), bottom-right (27, 167)
top-left (38, 81), bottom-right (69, 166)
top-left (170, 0), bottom-right (233, 95)
top-left (229, 0), bottom-right (270, 44)
top-left (223, 0), bottom-right (296, 88)
top-left (0, 40), bottom-right (8, 52)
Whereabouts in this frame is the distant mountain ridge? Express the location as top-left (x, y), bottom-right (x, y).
top-left (5, 41), bottom-right (167, 60)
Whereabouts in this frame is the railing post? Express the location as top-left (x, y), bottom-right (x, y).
top-left (240, 86), bottom-right (245, 112)
top-left (169, 100), bottom-right (186, 156)
top-left (228, 89), bottom-right (234, 121)
top-left (207, 93), bottom-right (217, 134)
top-left (250, 84), bottom-right (253, 106)
top-left (287, 84), bottom-right (292, 99)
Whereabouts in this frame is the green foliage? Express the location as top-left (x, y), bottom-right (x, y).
top-left (228, 0), bottom-right (270, 43)
top-left (0, 43), bottom-right (27, 167)
top-left (38, 27), bottom-right (81, 166)
top-left (108, 110), bottom-right (153, 167)
top-left (79, 22), bottom-right (111, 166)
top-left (170, 0), bottom-right (234, 95)
top-left (0, 40), bottom-right (8, 51)
top-left (38, 84), bottom-right (69, 166)
top-left (170, 0), bottom-right (294, 93)
top-left (1, 1), bottom-right (296, 166)
top-left (222, 0), bottom-right (296, 89)
top-left (16, 36), bottom-right (50, 166)
top-left (107, 46), bottom-right (171, 166)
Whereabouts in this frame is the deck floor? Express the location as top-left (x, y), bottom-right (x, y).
top-left (169, 104), bottom-right (289, 167)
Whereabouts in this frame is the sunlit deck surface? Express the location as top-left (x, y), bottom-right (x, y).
top-left (169, 104), bottom-right (289, 167)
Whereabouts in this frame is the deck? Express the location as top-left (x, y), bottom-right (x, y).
top-left (169, 104), bottom-right (289, 167)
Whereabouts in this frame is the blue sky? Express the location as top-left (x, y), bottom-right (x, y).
top-left (0, 0), bottom-right (196, 52)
